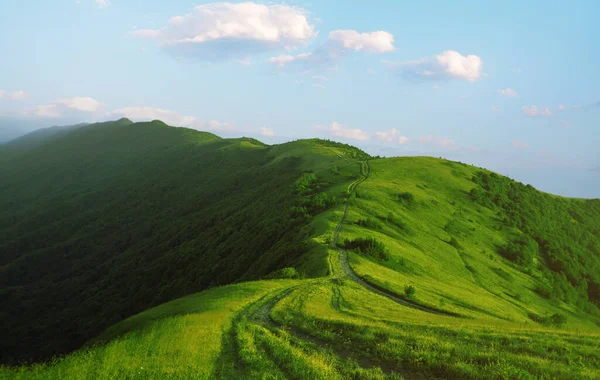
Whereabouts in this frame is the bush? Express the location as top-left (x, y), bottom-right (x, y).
top-left (266, 267), bottom-right (300, 279)
top-left (404, 284), bottom-right (416, 299)
top-left (397, 191), bottom-right (415, 206)
top-left (499, 235), bottom-right (538, 267)
top-left (342, 237), bottom-right (388, 261)
top-left (386, 213), bottom-right (407, 230)
top-left (449, 236), bottom-right (462, 249)
top-left (535, 284), bottom-right (553, 299)
top-left (528, 312), bottom-right (567, 327)
top-left (356, 218), bottom-right (383, 230)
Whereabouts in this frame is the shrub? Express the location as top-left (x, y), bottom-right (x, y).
top-left (397, 191), bottom-right (415, 205)
top-left (528, 312), bottom-right (567, 327)
top-left (499, 235), bottom-right (538, 267)
top-left (266, 267), bottom-right (300, 279)
top-left (386, 213), bottom-right (407, 230)
top-left (342, 237), bottom-right (388, 261)
top-left (449, 236), bottom-right (462, 249)
top-left (404, 284), bottom-right (416, 299)
top-left (356, 218), bottom-right (383, 230)
top-left (535, 284), bottom-right (553, 299)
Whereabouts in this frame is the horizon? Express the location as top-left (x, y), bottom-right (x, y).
top-left (1, 0), bottom-right (599, 197)
top-left (4, 117), bottom-right (598, 200)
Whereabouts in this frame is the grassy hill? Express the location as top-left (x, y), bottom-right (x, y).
top-left (0, 120), bottom-right (363, 364)
top-left (1, 120), bottom-right (599, 379)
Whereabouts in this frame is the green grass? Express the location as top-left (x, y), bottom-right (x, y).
top-left (2, 122), bottom-right (600, 379)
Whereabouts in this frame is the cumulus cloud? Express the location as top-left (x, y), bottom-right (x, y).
top-left (522, 105), bottom-right (552, 117)
top-left (398, 136), bottom-right (409, 144)
top-left (56, 97), bottom-right (102, 112)
top-left (384, 50), bottom-right (483, 82)
top-left (96, 0), bottom-right (110, 7)
top-left (0, 90), bottom-right (29, 100)
top-left (512, 140), bottom-right (529, 149)
top-left (418, 135), bottom-right (456, 150)
top-left (375, 128), bottom-right (398, 142)
top-left (132, 2), bottom-right (316, 61)
top-left (259, 127), bottom-right (274, 137)
top-left (491, 106), bottom-right (501, 112)
top-left (111, 106), bottom-right (234, 131)
top-left (24, 96), bottom-right (102, 118)
top-left (33, 104), bottom-right (61, 118)
top-left (269, 29), bottom-right (394, 71)
top-left (498, 88), bottom-right (518, 98)
top-left (317, 121), bottom-right (369, 141)
top-left (328, 30), bottom-right (394, 53)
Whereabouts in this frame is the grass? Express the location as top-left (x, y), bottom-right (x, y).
top-left (2, 137), bottom-right (600, 379)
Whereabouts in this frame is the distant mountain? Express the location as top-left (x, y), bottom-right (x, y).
top-left (0, 118), bottom-right (54, 144)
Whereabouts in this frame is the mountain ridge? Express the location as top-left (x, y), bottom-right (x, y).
top-left (1, 119), bottom-right (599, 378)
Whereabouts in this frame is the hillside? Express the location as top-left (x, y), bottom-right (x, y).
top-left (0, 120), bottom-right (365, 364)
top-left (1, 120), bottom-right (600, 379)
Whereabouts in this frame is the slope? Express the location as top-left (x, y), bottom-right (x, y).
top-left (3, 154), bottom-right (600, 379)
top-left (0, 120), bottom-right (364, 364)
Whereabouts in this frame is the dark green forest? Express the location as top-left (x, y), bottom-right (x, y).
top-left (469, 171), bottom-right (600, 312)
top-left (0, 120), bottom-right (352, 364)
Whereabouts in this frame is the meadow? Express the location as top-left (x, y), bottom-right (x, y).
top-left (2, 121), bottom-right (599, 379)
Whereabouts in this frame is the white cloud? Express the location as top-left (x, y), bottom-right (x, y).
top-left (522, 105), bottom-right (552, 117)
top-left (498, 88), bottom-right (519, 98)
top-left (312, 83), bottom-right (326, 89)
top-left (269, 29), bottom-right (395, 71)
top-left (328, 30), bottom-right (394, 53)
top-left (557, 104), bottom-right (565, 111)
top-left (111, 106), bottom-right (234, 131)
top-left (375, 128), bottom-right (398, 142)
top-left (236, 57), bottom-right (253, 66)
top-left (56, 97), bottom-right (102, 112)
top-left (384, 50), bottom-right (483, 82)
top-left (318, 121), bottom-right (369, 141)
top-left (21, 96), bottom-right (102, 118)
top-left (133, 3), bottom-right (315, 61)
top-left (491, 106), bottom-right (501, 112)
top-left (133, 29), bottom-right (160, 38)
top-left (269, 52), bottom-right (313, 67)
top-left (259, 127), bottom-right (274, 136)
top-left (34, 104), bottom-right (61, 118)
top-left (512, 140), bottom-right (528, 149)
top-left (417, 135), bottom-right (457, 150)
top-left (0, 89), bottom-right (28, 100)
top-left (96, 0), bottom-right (110, 8)
top-left (375, 129), bottom-right (410, 145)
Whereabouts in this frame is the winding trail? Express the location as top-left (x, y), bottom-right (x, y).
top-left (331, 160), bottom-right (462, 317)
top-left (215, 158), bottom-right (460, 378)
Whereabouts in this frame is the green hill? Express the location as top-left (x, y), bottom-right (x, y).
top-left (1, 120), bottom-right (599, 379)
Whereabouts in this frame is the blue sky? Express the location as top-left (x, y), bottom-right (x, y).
top-left (0, 0), bottom-right (598, 197)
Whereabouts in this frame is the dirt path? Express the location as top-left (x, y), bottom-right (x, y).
top-left (215, 159), bottom-right (455, 378)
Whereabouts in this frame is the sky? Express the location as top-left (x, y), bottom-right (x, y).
top-left (0, 0), bottom-right (598, 197)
